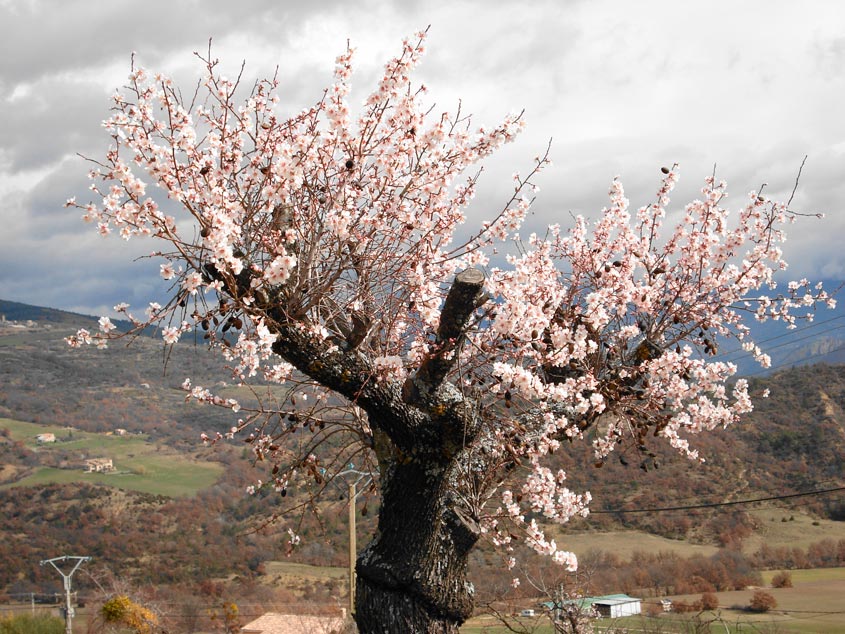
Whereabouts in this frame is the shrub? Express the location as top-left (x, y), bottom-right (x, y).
top-left (672, 600), bottom-right (700, 613)
top-left (771, 571), bottom-right (792, 588)
top-left (101, 595), bottom-right (158, 634)
top-left (645, 602), bottom-right (663, 617)
top-left (700, 592), bottom-right (719, 610)
top-left (749, 590), bottom-right (777, 612)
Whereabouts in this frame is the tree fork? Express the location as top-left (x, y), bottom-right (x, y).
top-left (403, 268), bottom-right (487, 405)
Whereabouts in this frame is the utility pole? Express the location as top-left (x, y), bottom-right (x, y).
top-left (40, 555), bottom-right (91, 634)
top-left (335, 467), bottom-right (371, 617)
top-left (348, 479), bottom-right (357, 616)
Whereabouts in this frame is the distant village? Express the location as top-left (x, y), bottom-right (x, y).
top-left (0, 315), bottom-right (43, 334)
top-left (0, 314), bottom-right (57, 335)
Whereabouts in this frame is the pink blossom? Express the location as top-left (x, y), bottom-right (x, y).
top-left (67, 33), bottom-right (834, 578)
top-left (263, 253), bottom-right (297, 285)
top-left (162, 326), bottom-right (180, 344)
top-left (182, 271), bottom-right (202, 294)
top-left (373, 355), bottom-right (407, 380)
top-left (98, 316), bottom-right (116, 333)
top-left (160, 262), bottom-right (176, 280)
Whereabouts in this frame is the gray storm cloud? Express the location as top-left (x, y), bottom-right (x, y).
top-left (1, 0), bottom-right (844, 314)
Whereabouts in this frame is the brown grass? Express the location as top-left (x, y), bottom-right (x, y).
top-left (663, 567), bottom-right (845, 633)
top-left (743, 508), bottom-right (845, 552)
top-left (552, 529), bottom-right (719, 560)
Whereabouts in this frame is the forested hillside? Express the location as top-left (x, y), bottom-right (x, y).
top-left (0, 302), bottom-right (843, 598)
top-left (557, 364), bottom-right (845, 541)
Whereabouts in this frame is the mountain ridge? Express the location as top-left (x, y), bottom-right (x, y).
top-left (5, 291), bottom-right (845, 376)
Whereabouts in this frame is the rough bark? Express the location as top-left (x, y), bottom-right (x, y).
top-left (351, 269), bottom-right (487, 633)
top-left (354, 451), bottom-right (479, 633)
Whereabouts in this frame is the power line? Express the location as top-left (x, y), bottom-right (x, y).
top-left (766, 608), bottom-right (845, 616)
top-left (590, 485), bottom-right (845, 514)
top-left (714, 313), bottom-right (845, 362)
top-left (745, 324), bottom-right (845, 357)
top-left (741, 341), bottom-right (845, 377)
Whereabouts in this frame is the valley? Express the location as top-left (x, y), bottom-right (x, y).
top-left (1, 300), bottom-right (844, 633)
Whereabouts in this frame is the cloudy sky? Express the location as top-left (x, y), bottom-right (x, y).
top-left (1, 0), bottom-right (844, 317)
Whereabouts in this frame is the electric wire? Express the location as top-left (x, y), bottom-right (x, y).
top-left (591, 485), bottom-right (845, 514)
top-left (742, 339), bottom-right (845, 377)
top-left (713, 313), bottom-right (845, 362)
top-left (738, 323), bottom-right (845, 359)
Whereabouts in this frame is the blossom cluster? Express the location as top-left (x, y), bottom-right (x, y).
top-left (478, 170), bottom-right (833, 461)
top-left (67, 32), bottom-right (833, 572)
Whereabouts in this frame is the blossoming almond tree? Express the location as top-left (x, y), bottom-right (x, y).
top-left (67, 32), bottom-right (833, 633)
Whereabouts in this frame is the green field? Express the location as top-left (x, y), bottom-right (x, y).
top-left (257, 561), bottom-right (349, 602)
top-left (657, 569), bottom-right (845, 633)
top-left (0, 418), bottom-right (222, 497)
top-left (549, 509), bottom-right (845, 560)
top-left (761, 567), bottom-right (845, 584)
top-left (0, 333), bottom-right (30, 347)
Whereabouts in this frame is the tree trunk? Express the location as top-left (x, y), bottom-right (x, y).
top-left (354, 447), bottom-right (479, 634)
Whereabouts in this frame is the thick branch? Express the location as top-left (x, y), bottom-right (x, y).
top-left (267, 314), bottom-right (429, 455)
top-left (202, 260), bottom-right (430, 453)
top-left (467, 402), bottom-right (582, 484)
top-left (403, 268), bottom-right (487, 404)
top-left (212, 260), bottom-right (486, 457)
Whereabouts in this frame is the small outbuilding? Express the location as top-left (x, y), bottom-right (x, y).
top-left (592, 594), bottom-right (642, 618)
top-left (543, 593), bottom-right (642, 621)
top-left (36, 433), bottom-right (56, 444)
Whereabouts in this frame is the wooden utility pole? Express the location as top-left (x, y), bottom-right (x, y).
top-left (348, 479), bottom-right (357, 616)
top-left (336, 467), bottom-right (371, 617)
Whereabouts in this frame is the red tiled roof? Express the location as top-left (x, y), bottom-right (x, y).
top-left (241, 612), bottom-right (345, 634)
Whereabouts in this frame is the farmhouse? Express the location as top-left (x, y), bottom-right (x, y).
top-left (240, 611), bottom-right (346, 634)
top-left (35, 433), bottom-right (56, 444)
top-left (84, 458), bottom-right (115, 473)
